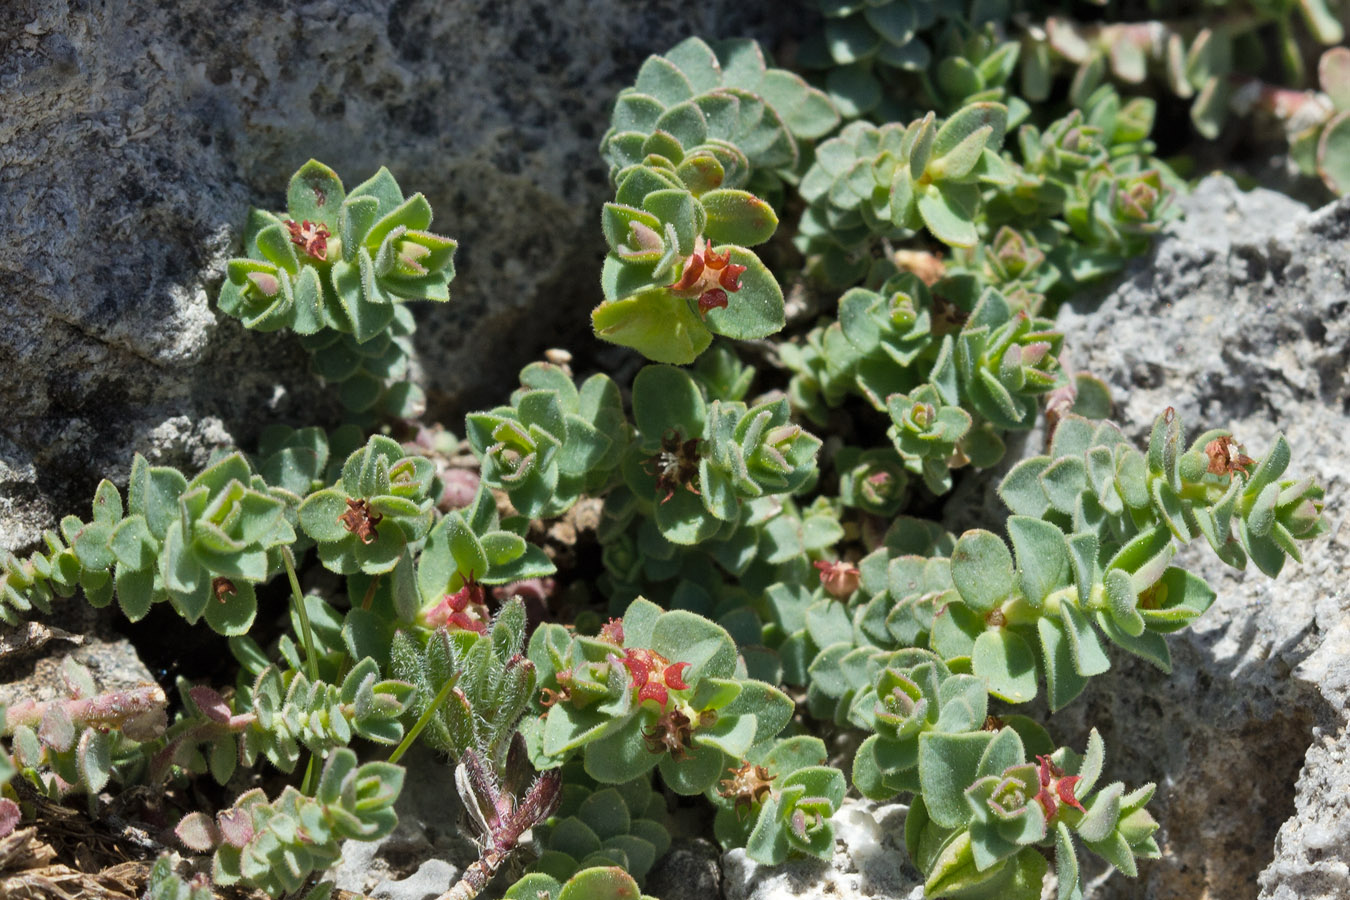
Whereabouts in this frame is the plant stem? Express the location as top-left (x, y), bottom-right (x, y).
top-left (283, 546), bottom-right (323, 797)
top-left (282, 546), bottom-right (320, 683)
top-left (361, 574), bottom-right (382, 611)
top-left (300, 752), bottom-right (319, 797)
top-left (438, 850), bottom-right (505, 900)
top-left (388, 677), bottom-right (457, 765)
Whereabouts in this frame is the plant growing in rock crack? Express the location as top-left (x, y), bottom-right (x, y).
top-left (0, 13), bottom-right (1334, 900)
top-left (218, 160), bottom-right (457, 420)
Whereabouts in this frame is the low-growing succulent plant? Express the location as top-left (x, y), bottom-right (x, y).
top-left (906, 727), bottom-right (1159, 899)
top-left (530, 763), bottom-right (672, 885)
top-left (622, 364), bottom-right (822, 544)
top-left (219, 160), bottom-right (456, 342)
top-left (175, 747), bottom-right (402, 895)
top-left (711, 734), bottom-right (847, 863)
top-left (593, 37), bottom-right (840, 364)
top-left (0, 451), bottom-right (301, 635)
top-left (298, 435), bottom-right (436, 575)
top-left (525, 598), bottom-right (795, 795)
top-left (467, 362), bottom-right (630, 519)
top-left (0, 13), bottom-right (1334, 900)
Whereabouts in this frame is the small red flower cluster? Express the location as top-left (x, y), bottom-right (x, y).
top-left (284, 219), bottom-right (331, 261)
top-left (1034, 754), bottom-right (1084, 819)
top-left (620, 648), bottom-right (690, 707)
top-left (670, 237), bottom-right (747, 319)
top-left (422, 577), bottom-right (489, 634)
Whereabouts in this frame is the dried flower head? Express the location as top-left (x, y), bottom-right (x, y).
top-left (719, 760), bottom-right (777, 819)
top-left (338, 497), bottom-right (383, 544)
top-left (893, 248), bottom-right (946, 285)
top-left (643, 430), bottom-right (703, 504)
top-left (284, 219), bottom-right (332, 261)
top-left (211, 576), bottom-right (237, 604)
top-left (642, 707), bottom-right (696, 760)
top-left (1204, 435), bottom-right (1256, 478)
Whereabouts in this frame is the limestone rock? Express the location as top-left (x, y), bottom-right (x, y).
top-left (720, 799), bottom-right (923, 900)
top-left (1025, 176), bottom-right (1349, 900)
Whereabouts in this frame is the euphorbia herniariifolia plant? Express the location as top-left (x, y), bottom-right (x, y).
top-left (0, 18), bottom-right (1332, 900)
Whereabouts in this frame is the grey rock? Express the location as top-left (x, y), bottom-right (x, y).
top-left (646, 837), bottom-right (722, 900)
top-left (720, 799), bottom-right (923, 900)
top-left (984, 175), bottom-right (1349, 900)
top-left (0, 596), bottom-right (156, 708)
top-left (0, 0), bottom-right (807, 552)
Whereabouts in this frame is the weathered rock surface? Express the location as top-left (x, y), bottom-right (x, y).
top-left (645, 837), bottom-right (723, 900)
top-left (935, 175), bottom-right (1349, 900)
top-left (721, 799), bottom-right (922, 900)
top-left (1043, 175), bottom-right (1349, 900)
top-left (0, 0), bottom-right (803, 551)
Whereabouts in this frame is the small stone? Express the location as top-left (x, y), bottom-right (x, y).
top-left (645, 837), bottom-right (722, 900)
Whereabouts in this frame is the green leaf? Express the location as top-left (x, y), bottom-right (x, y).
top-left (299, 489), bottom-right (353, 543)
top-left (1037, 617), bottom-right (1088, 712)
top-left (950, 529), bottom-right (1014, 613)
top-left (702, 247), bottom-right (785, 341)
top-left (632, 365), bottom-right (708, 443)
top-left (972, 630), bottom-right (1039, 703)
top-left (584, 717), bottom-right (659, 784)
top-left (917, 182), bottom-right (980, 247)
top-left (700, 190), bottom-right (778, 246)
top-left (650, 610), bottom-right (737, 683)
top-left (1007, 516), bottom-right (1068, 605)
top-left (919, 730), bottom-right (996, 828)
top-left (557, 866), bottom-right (644, 900)
top-left (288, 160), bottom-right (346, 230)
top-left (593, 288), bottom-right (712, 365)
top-left (204, 580), bottom-right (258, 636)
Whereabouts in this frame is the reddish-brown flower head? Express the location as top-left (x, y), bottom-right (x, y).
top-left (284, 219), bottom-right (332, 261)
top-left (211, 576), bottom-right (237, 604)
top-left (719, 760), bottom-right (777, 818)
top-left (670, 237), bottom-right (746, 319)
top-left (338, 498), bottom-right (382, 544)
top-left (421, 576), bottom-right (489, 634)
top-left (1204, 435), bottom-right (1256, 478)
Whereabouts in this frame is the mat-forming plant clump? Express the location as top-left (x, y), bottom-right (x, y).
top-left (0, 5), bottom-right (1334, 900)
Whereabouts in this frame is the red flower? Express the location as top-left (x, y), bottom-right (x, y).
top-left (1034, 755), bottom-right (1084, 819)
top-left (620, 648), bottom-right (690, 707)
top-left (670, 237), bottom-right (747, 319)
top-left (284, 219), bottom-right (331, 261)
top-left (421, 575), bottom-right (489, 634)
